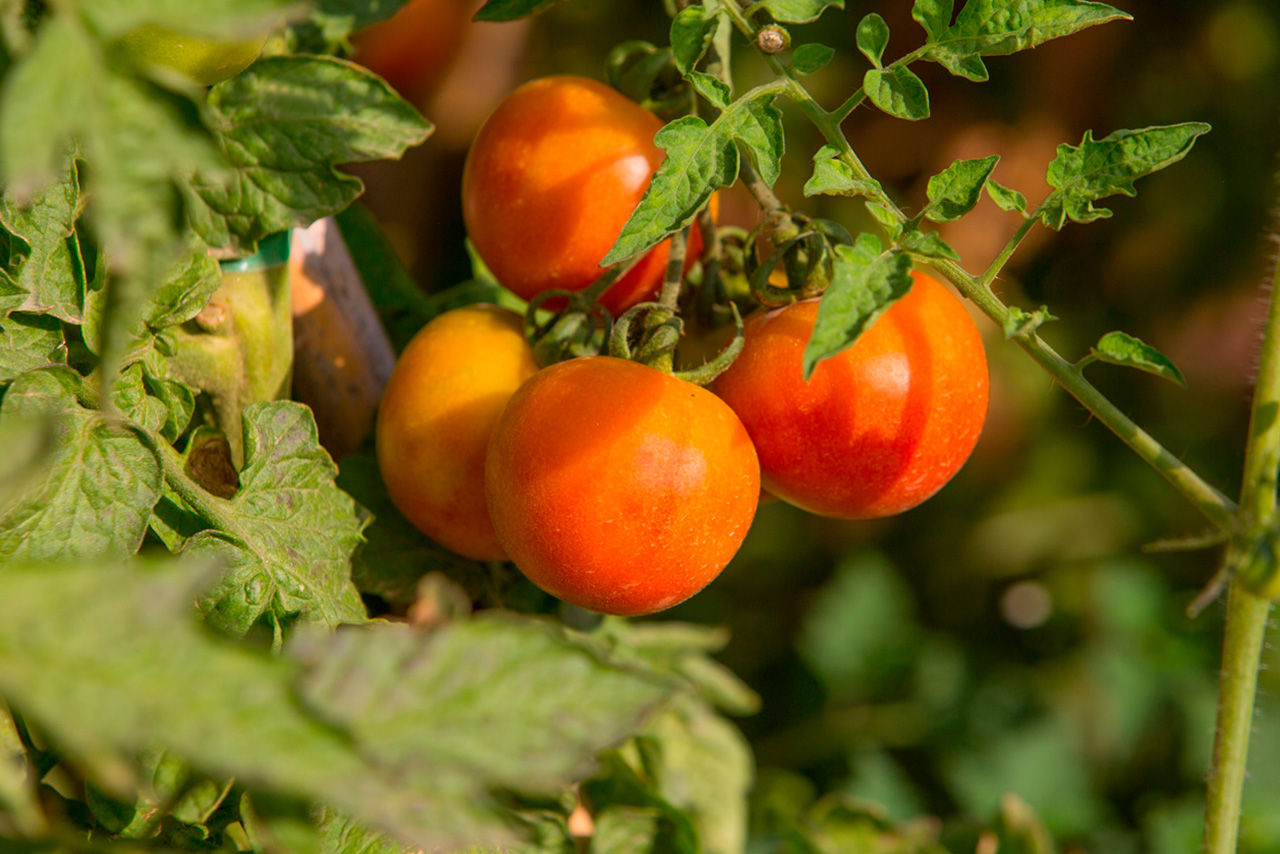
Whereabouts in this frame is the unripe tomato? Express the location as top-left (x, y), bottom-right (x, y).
top-left (713, 271), bottom-right (988, 519)
top-left (110, 25), bottom-right (268, 86)
top-left (461, 76), bottom-right (701, 316)
top-left (376, 304), bottom-right (537, 561)
top-left (485, 356), bottom-right (760, 616)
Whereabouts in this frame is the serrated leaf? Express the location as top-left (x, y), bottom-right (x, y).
top-left (602, 93), bottom-right (783, 266)
top-left (336, 449), bottom-right (487, 605)
top-left (802, 235), bottom-right (913, 379)
top-left (316, 808), bottom-right (406, 854)
top-left (1002, 304), bottom-right (1056, 339)
top-left (863, 66), bottom-right (930, 121)
top-left (0, 368), bottom-right (162, 562)
top-left (922, 0), bottom-right (1130, 82)
top-left (0, 311), bottom-right (66, 383)
top-left (925, 155), bottom-right (999, 222)
top-left (474, 0), bottom-right (561, 22)
top-left (688, 71), bottom-right (732, 110)
top-left (986, 178), bottom-right (1027, 213)
top-left (900, 229), bottom-right (959, 260)
top-left (752, 0), bottom-right (844, 24)
top-left (671, 6), bottom-right (718, 75)
top-left (1088, 330), bottom-right (1186, 386)
top-left (856, 13), bottom-right (890, 67)
top-left (1040, 123), bottom-right (1210, 230)
top-left (804, 146), bottom-right (883, 199)
top-left (184, 56), bottom-right (432, 255)
top-left (0, 156), bottom-right (85, 323)
top-left (112, 357), bottom-right (196, 443)
top-left (181, 401), bottom-right (368, 636)
top-left (791, 43), bottom-right (835, 75)
top-left (288, 616), bottom-right (671, 796)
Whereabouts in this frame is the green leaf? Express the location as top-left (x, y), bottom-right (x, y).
top-left (866, 201), bottom-right (903, 241)
top-left (671, 6), bottom-right (718, 75)
top-left (925, 155), bottom-right (999, 222)
top-left (856, 13), bottom-right (890, 67)
top-left (863, 66), bottom-right (930, 120)
top-left (986, 178), bottom-right (1028, 213)
top-left (336, 449), bottom-right (488, 605)
top-left (602, 92), bottom-right (783, 266)
top-left (112, 358), bottom-right (196, 443)
top-left (0, 156), bottom-right (85, 323)
top-left (474, 0), bottom-right (561, 22)
top-left (802, 235), bottom-right (914, 379)
top-left (921, 0), bottom-right (1130, 82)
top-left (900, 229), bottom-right (959, 260)
top-left (0, 311), bottom-right (66, 384)
top-left (790, 43), bottom-right (835, 75)
top-left (752, 0), bottom-right (844, 25)
top-left (804, 146), bottom-right (883, 199)
top-left (185, 56), bottom-right (433, 255)
top-left (183, 401), bottom-right (369, 636)
top-left (688, 71), bottom-right (733, 110)
top-left (1002, 304), bottom-right (1057, 339)
top-left (1088, 330), bottom-right (1187, 386)
top-left (1040, 123), bottom-right (1211, 230)
top-left (316, 808), bottom-right (406, 854)
top-left (0, 368), bottom-right (162, 562)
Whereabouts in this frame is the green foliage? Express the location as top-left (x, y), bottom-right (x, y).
top-left (1086, 331), bottom-right (1188, 387)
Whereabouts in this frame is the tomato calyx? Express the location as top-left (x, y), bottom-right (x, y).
top-left (747, 210), bottom-right (854, 306)
top-left (608, 300), bottom-right (745, 386)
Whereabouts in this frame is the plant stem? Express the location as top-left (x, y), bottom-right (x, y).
top-left (1203, 229), bottom-right (1280, 854)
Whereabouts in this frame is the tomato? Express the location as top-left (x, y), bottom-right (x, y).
top-left (461, 76), bottom-right (703, 316)
top-left (110, 24), bottom-right (268, 86)
top-left (485, 356), bottom-right (760, 616)
top-left (712, 271), bottom-right (989, 519)
top-left (350, 0), bottom-right (471, 104)
top-left (376, 304), bottom-right (538, 561)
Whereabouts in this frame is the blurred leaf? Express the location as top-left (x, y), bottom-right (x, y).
top-left (856, 14), bottom-right (890, 67)
top-left (0, 311), bottom-right (65, 383)
top-left (76, 0), bottom-right (298, 41)
top-left (1087, 330), bottom-right (1187, 386)
top-left (0, 368), bottom-right (161, 562)
top-left (0, 155), bottom-right (85, 323)
top-left (842, 748), bottom-right (927, 824)
top-left (752, 0), bottom-right (844, 25)
top-left (992, 794), bottom-right (1055, 854)
top-left (336, 447), bottom-right (488, 605)
top-left (474, 0), bottom-right (561, 23)
top-left (1039, 123), bottom-right (1211, 230)
top-left (920, 0), bottom-right (1131, 82)
top-left (185, 56), bottom-right (433, 255)
top-left (603, 92), bottom-right (783, 266)
top-left (804, 145), bottom-right (882, 199)
top-left (184, 401), bottom-right (368, 636)
top-left (863, 66), bottom-right (930, 121)
top-left (925, 156), bottom-right (999, 222)
top-left (791, 44), bottom-right (834, 75)
top-left (593, 806), bottom-right (663, 854)
top-left (802, 234), bottom-right (913, 379)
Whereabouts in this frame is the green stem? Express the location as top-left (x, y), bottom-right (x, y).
top-left (157, 441), bottom-right (246, 538)
top-left (978, 212), bottom-right (1037, 291)
top-left (1203, 228), bottom-right (1280, 854)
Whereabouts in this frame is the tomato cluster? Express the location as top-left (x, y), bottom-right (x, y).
top-left (376, 76), bottom-right (990, 617)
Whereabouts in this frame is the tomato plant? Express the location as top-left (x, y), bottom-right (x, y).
top-left (713, 271), bottom-right (989, 519)
top-left (109, 24), bottom-right (269, 85)
top-left (485, 356), bottom-right (759, 616)
top-left (377, 304), bottom-right (537, 561)
top-left (461, 75), bottom-right (701, 316)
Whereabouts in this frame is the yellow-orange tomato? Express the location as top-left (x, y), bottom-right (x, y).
top-left (376, 304), bottom-right (537, 560)
top-left (350, 0), bottom-right (471, 103)
top-left (485, 356), bottom-right (760, 616)
top-left (461, 76), bottom-right (699, 316)
top-left (713, 271), bottom-right (989, 519)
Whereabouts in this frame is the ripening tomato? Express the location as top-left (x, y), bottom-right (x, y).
top-left (485, 356), bottom-right (760, 616)
top-left (376, 304), bottom-right (538, 561)
top-left (350, 0), bottom-right (471, 104)
top-left (712, 271), bottom-right (989, 519)
top-left (461, 75), bottom-right (703, 316)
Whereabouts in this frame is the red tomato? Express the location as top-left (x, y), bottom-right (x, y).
top-left (712, 271), bottom-right (989, 519)
top-left (461, 75), bottom-right (703, 316)
top-left (350, 0), bottom-right (471, 104)
top-left (376, 304), bottom-right (538, 560)
top-left (485, 356), bottom-right (760, 616)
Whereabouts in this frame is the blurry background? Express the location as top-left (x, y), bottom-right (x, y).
top-left (348, 2), bottom-right (1280, 851)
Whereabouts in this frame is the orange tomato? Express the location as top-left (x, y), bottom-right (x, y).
top-left (376, 304), bottom-right (537, 560)
top-left (485, 356), bottom-right (760, 616)
top-left (350, 0), bottom-right (471, 103)
top-left (713, 271), bottom-right (989, 519)
top-left (461, 75), bottom-right (704, 316)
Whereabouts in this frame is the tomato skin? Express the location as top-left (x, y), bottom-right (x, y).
top-left (350, 0), bottom-right (470, 103)
top-left (376, 304), bottom-right (538, 561)
top-left (712, 272), bottom-right (989, 519)
top-left (461, 76), bottom-right (697, 316)
top-left (485, 356), bottom-right (760, 616)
